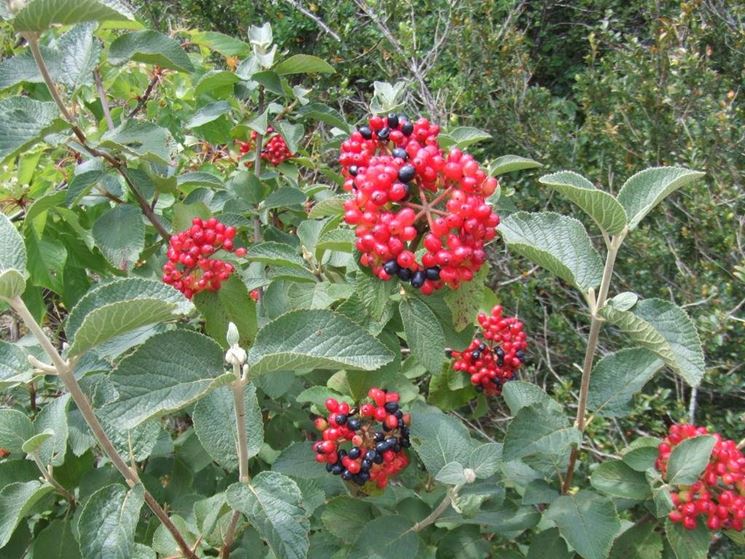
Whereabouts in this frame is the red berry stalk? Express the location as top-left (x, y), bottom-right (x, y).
top-left (656, 423), bottom-right (745, 531)
top-left (311, 388), bottom-right (410, 489)
top-left (162, 217), bottom-right (246, 299)
top-left (448, 305), bottom-right (527, 395)
top-left (339, 114), bottom-right (500, 294)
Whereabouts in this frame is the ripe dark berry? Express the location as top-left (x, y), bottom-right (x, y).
top-left (425, 266), bottom-right (441, 280)
top-left (398, 164), bottom-right (416, 183)
top-left (377, 127), bottom-right (390, 141)
top-left (387, 114), bottom-right (399, 128)
top-left (348, 447), bottom-right (361, 459)
top-left (383, 260), bottom-right (400, 276)
top-left (341, 470), bottom-right (352, 480)
top-left (411, 270), bottom-right (426, 288)
top-left (335, 414), bottom-right (347, 424)
top-left (401, 121), bottom-right (414, 135)
top-left (398, 268), bottom-right (412, 281)
top-left (348, 418), bottom-right (361, 430)
top-left (392, 147), bottom-right (408, 160)
top-left (359, 126), bottom-right (373, 139)
top-left (349, 165), bottom-right (359, 176)
top-left (384, 401), bottom-right (399, 413)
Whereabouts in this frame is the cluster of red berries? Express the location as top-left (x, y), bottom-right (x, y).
top-left (162, 217), bottom-right (246, 298)
top-left (448, 305), bottom-right (527, 395)
top-left (311, 388), bottom-right (410, 489)
top-left (339, 114), bottom-right (500, 294)
top-left (656, 423), bottom-right (745, 531)
top-left (238, 128), bottom-right (294, 166)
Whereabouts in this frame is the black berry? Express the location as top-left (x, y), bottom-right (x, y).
top-left (392, 147), bottom-right (408, 160)
top-left (358, 126), bottom-right (372, 139)
top-left (401, 121), bottom-right (414, 136)
top-left (377, 127), bottom-right (390, 141)
top-left (383, 260), bottom-right (400, 276)
top-left (398, 164), bottom-right (416, 183)
top-left (411, 270), bottom-right (426, 288)
top-left (425, 266), bottom-right (441, 281)
top-left (387, 114), bottom-right (399, 128)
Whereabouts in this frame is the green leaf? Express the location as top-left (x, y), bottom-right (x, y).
top-left (489, 155), bottom-right (542, 175)
top-left (21, 430), bottom-right (53, 454)
top-left (591, 460), bottom-right (651, 500)
top-left (0, 213), bottom-right (27, 299)
top-left (439, 126), bottom-right (491, 149)
top-left (13, 0), bottom-right (134, 32)
top-left (0, 340), bottom-right (33, 387)
top-left (33, 393), bottom-right (70, 466)
top-left (600, 299), bottom-right (705, 387)
top-left (91, 204), bottom-right (144, 271)
top-left (499, 211), bottom-right (603, 291)
top-left (545, 490), bottom-right (622, 559)
top-left (609, 521), bottom-right (663, 559)
top-left (608, 291), bottom-right (639, 311)
top-left (527, 528), bottom-right (573, 559)
top-left (444, 265), bottom-right (488, 331)
top-left (0, 409), bottom-right (34, 460)
top-left (276, 121), bottom-right (304, 154)
top-left (262, 186), bottom-right (306, 210)
top-left (193, 274), bottom-right (257, 348)
top-left (226, 471), bottom-right (310, 559)
top-left (502, 381), bottom-right (563, 415)
top-left (186, 100), bottom-right (231, 128)
top-left (272, 442), bottom-right (326, 479)
top-left (539, 171), bottom-right (628, 235)
top-left (400, 298), bottom-right (446, 374)
top-left (622, 437), bottom-right (661, 472)
top-left (176, 171), bottom-right (224, 190)
top-left (315, 228), bottom-right (354, 257)
top-left (65, 278), bottom-right (192, 357)
top-left (353, 272), bottom-right (395, 322)
top-left (247, 309), bottom-right (394, 376)
top-left (587, 348), bottom-right (663, 417)
top-left (503, 404), bottom-right (580, 462)
top-left (32, 518), bottom-right (82, 559)
top-left (0, 97), bottom-right (63, 164)
top-left (104, 330), bottom-right (230, 429)
top-left (350, 516), bottom-right (419, 559)
top-left (0, 480), bottom-right (54, 547)
top-left (666, 435), bottom-right (716, 486)
top-left (193, 382), bottom-right (263, 471)
top-left (194, 70), bottom-right (239, 99)
top-left (100, 121), bottom-right (173, 165)
top-left (297, 102), bottom-right (350, 132)
top-left (151, 515), bottom-right (196, 557)
top-left (248, 241), bottom-right (305, 269)
top-left (617, 167), bottom-right (705, 230)
top-left (109, 30), bottom-right (193, 72)
top-left (468, 442), bottom-right (503, 479)
top-left (65, 170), bottom-right (106, 206)
top-left (665, 519), bottom-right (710, 559)
top-left (409, 403), bottom-right (473, 474)
top-left (76, 483), bottom-right (144, 559)
top-left (273, 54), bottom-right (334, 75)
top-left (189, 31), bottom-right (250, 56)
top-left (436, 461), bottom-right (467, 485)
top-left (321, 496), bottom-right (375, 543)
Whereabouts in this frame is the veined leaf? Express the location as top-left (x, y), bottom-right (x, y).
top-left (591, 460), bottom-right (651, 500)
top-left (0, 480), bottom-right (54, 547)
top-left (109, 30), bottom-right (194, 72)
top-left (104, 330), bottom-right (230, 429)
top-left (0, 213), bottom-right (27, 298)
top-left (539, 170), bottom-right (627, 235)
top-left (439, 126), bottom-right (491, 149)
top-left (92, 204), bottom-right (144, 271)
top-left (226, 472), bottom-right (310, 559)
top-left (273, 54), bottom-right (334, 75)
top-left (247, 242), bottom-right (306, 269)
top-left (665, 519), bottom-right (710, 559)
top-left (503, 404), bottom-right (580, 463)
top-left (400, 298), bottom-right (446, 374)
top-left (350, 516), bottom-right (419, 559)
top-left (0, 409), bottom-right (34, 460)
top-left (100, 120), bottom-right (174, 165)
top-left (13, 0), bottom-right (134, 32)
top-left (617, 167), bottom-right (704, 230)
top-left (488, 155), bottom-right (542, 175)
top-left (0, 97), bottom-right (63, 165)
top-left (247, 309), bottom-right (394, 375)
top-left (667, 435), bottom-right (716, 486)
top-left (499, 211), bottom-right (603, 291)
top-left (600, 298), bottom-right (705, 387)
top-left (409, 402), bottom-right (473, 475)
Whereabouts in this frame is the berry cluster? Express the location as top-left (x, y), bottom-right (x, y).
top-left (162, 217), bottom-right (246, 298)
top-left (312, 388), bottom-right (410, 489)
top-left (238, 128), bottom-right (294, 166)
top-left (339, 114), bottom-right (499, 294)
top-left (448, 305), bottom-right (527, 395)
top-left (656, 423), bottom-right (745, 531)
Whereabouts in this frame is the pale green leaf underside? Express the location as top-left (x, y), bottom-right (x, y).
top-left (100, 121), bottom-right (174, 165)
top-left (400, 298), bottom-right (446, 374)
top-left (499, 211), bottom-right (603, 291)
top-left (617, 167), bottom-right (705, 230)
top-left (489, 154), bottom-right (542, 175)
top-left (76, 483), bottom-right (144, 559)
top-left (109, 30), bottom-right (194, 72)
top-left (545, 490), bottom-right (622, 559)
top-left (92, 204), bottom-right (144, 271)
top-left (439, 126), bottom-right (492, 149)
top-left (105, 330), bottom-right (229, 429)
top-left (503, 404), bottom-right (580, 462)
top-left (247, 309), bottom-right (394, 376)
top-left (600, 298), bottom-right (705, 387)
top-left (0, 339), bottom-right (33, 387)
top-left (587, 347), bottom-right (663, 417)
top-left (0, 408), bottom-right (34, 459)
top-left (539, 170), bottom-right (627, 235)
top-left (409, 403), bottom-right (473, 475)
top-left (13, 0), bottom-right (134, 32)
top-left (226, 472), bottom-right (310, 559)
top-left (0, 480), bottom-right (54, 547)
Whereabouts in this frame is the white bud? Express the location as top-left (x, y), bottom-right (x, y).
top-left (226, 322), bottom-right (240, 347)
top-left (225, 346), bottom-right (247, 367)
top-left (463, 468), bottom-right (477, 484)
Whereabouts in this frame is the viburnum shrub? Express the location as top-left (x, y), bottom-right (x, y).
top-left (656, 424), bottom-right (745, 531)
top-left (340, 114), bottom-right (499, 293)
top-left (448, 305), bottom-right (527, 395)
top-left (0, 7), bottom-right (737, 559)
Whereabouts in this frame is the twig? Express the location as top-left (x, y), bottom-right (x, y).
top-left (281, 0), bottom-right (341, 42)
top-left (410, 488), bottom-right (457, 532)
top-left (562, 230), bottom-right (626, 493)
top-left (31, 452), bottom-right (76, 504)
top-left (688, 386), bottom-right (698, 424)
top-left (6, 296), bottom-right (198, 559)
top-left (93, 68), bottom-right (115, 130)
top-left (128, 71), bottom-right (160, 119)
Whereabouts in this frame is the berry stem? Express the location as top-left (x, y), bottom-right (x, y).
top-left (562, 230), bottom-right (626, 494)
top-left (5, 295), bottom-right (198, 559)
